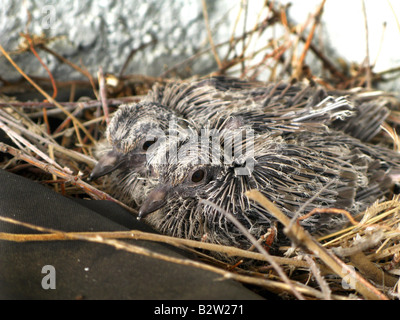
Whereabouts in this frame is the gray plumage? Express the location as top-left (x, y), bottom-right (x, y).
top-left (138, 119), bottom-right (400, 250)
top-left (145, 76), bottom-right (396, 141)
top-left (89, 76), bottom-right (398, 215)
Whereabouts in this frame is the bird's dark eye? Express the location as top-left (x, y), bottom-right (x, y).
top-left (142, 138), bottom-right (157, 151)
top-left (191, 169), bottom-right (205, 183)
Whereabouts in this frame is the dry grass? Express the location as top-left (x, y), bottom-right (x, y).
top-left (0, 0), bottom-right (399, 300)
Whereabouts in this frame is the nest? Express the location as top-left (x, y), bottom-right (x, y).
top-left (0, 1), bottom-right (399, 300)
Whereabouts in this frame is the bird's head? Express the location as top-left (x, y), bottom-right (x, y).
top-left (89, 102), bottom-right (181, 180)
top-left (138, 117), bottom-right (256, 219)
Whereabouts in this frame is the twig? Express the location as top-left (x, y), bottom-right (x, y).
top-left (53, 103), bottom-right (85, 135)
top-left (279, 4), bottom-right (289, 28)
top-left (0, 142), bottom-right (136, 215)
top-left (245, 189), bottom-right (389, 300)
top-left (304, 255), bottom-right (332, 300)
top-left (0, 215), bottom-right (340, 299)
top-left (0, 119), bottom-right (63, 170)
top-left (0, 108), bottom-right (96, 166)
top-left (20, 33), bottom-right (58, 99)
top-left (244, 2), bottom-right (273, 73)
top-left (332, 230), bottom-right (386, 258)
top-left (0, 228), bottom-right (324, 270)
top-left (40, 44), bottom-right (99, 99)
top-left (159, 15), bottom-right (279, 78)
top-left (97, 66), bottom-right (109, 124)
top-left (372, 22), bottom-right (387, 67)
top-left (387, 0), bottom-right (400, 33)
top-left (247, 41), bottom-right (290, 80)
top-left (223, 0), bottom-right (244, 62)
top-left (240, 0), bottom-right (248, 74)
top-left (350, 251), bottom-right (399, 288)
top-left (72, 118), bottom-right (87, 155)
top-left (266, 2), bottom-right (347, 82)
top-left (201, 0), bottom-right (223, 70)
top-left (5, 97), bottom-right (140, 118)
top-left (51, 114), bottom-right (110, 140)
top-left (319, 205), bottom-right (400, 245)
top-left (48, 144), bottom-right (58, 192)
top-left (381, 122), bottom-right (400, 151)
top-left (361, 0), bottom-right (372, 88)
top-left (118, 39), bottom-right (157, 79)
top-left (298, 208), bottom-right (359, 226)
top-left (295, 0), bottom-right (326, 78)
top-left (42, 107), bottom-right (51, 135)
top-left (200, 198), bottom-right (306, 300)
top-left (0, 43), bottom-right (96, 144)
top-left (377, 65), bottom-right (400, 77)
top-left (287, 179), bottom-right (338, 232)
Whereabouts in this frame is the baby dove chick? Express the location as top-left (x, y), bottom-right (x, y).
top-left (138, 117), bottom-right (400, 250)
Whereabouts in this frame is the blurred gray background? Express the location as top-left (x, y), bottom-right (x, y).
top-left (1, 0), bottom-right (399, 92)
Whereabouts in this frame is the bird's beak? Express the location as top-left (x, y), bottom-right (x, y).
top-left (88, 149), bottom-right (125, 181)
top-left (138, 185), bottom-right (170, 220)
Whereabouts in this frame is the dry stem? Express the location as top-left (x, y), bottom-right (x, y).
top-left (245, 189), bottom-right (390, 300)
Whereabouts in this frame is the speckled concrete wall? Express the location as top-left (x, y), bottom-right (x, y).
top-left (0, 0), bottom-right (222, 80)
top-left (1, 0), bottom-right (399, 93)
